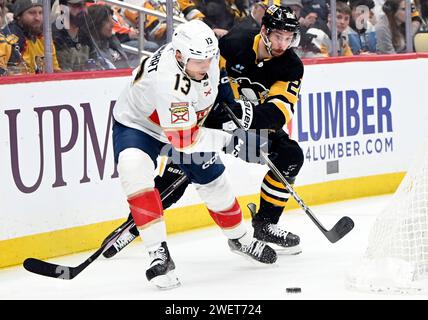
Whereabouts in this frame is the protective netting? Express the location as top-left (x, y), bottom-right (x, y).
top-left (346, 139), bottom-right (428, 294)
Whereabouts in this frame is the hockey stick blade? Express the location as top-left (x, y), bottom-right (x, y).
top-left (325, 216), bottom-right (354, 243)
top-left (22, 220), bottom-right (123, 280)
top-left (23, 245), bottom-right (104, 280)
top-left (23, 246), bottom-right (103, 280)
top-left (24, 258), bottom-right (77, 280)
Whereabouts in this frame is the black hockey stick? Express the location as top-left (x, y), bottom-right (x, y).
top-left (23, 220), bottom-right (133, 280)
top-left (23, 173), bottom-right (189, 280)
top-left (222, 102), bottom-right (354, 243)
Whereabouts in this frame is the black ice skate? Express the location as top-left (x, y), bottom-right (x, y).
top-left (102, 214), bottom-right (139, 258)
top-left (146, 242), bottom-right (181, 290)
top-left (248, 203), bottom-right (302, 255)
top-left (228, 234), bottom-right (277, 264)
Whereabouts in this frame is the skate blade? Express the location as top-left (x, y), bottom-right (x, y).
top-left (274, 244), bottom-right (302, 255)
top-left (150, 270), bottom-right (181, 290)
top-left (229, 249), bottom-right (276, 265)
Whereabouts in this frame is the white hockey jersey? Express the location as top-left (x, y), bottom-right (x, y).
top-left (113, 43), bottom-right (231, 154)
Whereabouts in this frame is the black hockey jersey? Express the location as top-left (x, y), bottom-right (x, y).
top-left (217, 27), bottom-right (304, 130)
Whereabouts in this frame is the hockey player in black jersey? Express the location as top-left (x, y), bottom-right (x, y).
top-left (210, 4), bottom-right (304, 253)
top-left (101, 5), bottom-right (304, 258)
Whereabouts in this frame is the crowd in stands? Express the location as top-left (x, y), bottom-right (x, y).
top-left (0, 0), bottom-right (427, 76)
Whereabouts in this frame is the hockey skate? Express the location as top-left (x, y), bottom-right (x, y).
top-left (248, 203), bottom-right (302, 255)
top-left (146, 242), bottom-right (181, 290)
top-left (228, 233), bottom-right (277, 264)
top-left (102, 214), bottom-right (139, 258)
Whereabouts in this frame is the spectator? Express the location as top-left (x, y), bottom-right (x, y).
top-left (367, 0), bottom-right (378, 25)
top-left (418, 0), bottom-right (427, 30)
top-left (126, 0), bottom-right (220, 47)
top-left (302, 1), bottom-right (353, 57)
top-left (302, 0), bottom-right (329, 22)
top-left (284, 0), bottom-right (303, 18)
top-left (299, 7), bottom-right (318, 29)
top-left (85, 4), bottom-right (130, 69)
top-left (373, 0), bottom-right (386, 22)
top-left (142, 0), bottom-right (191, 45)
top-left (1, 0), bottom-right (13, 28)
top-left (237, 0), bottom-right (267, 29)
top-left (0, 0), bottom-right (61, 75)
top-left (52, 0), bottom-right (96, 71)
top-left (299, 7), bottom-right (318, 33)
top-left (232, 0), bottom-right (302, 32)
top-left (295, 7), bottom-right (317, 56)
top-left (228, 0), bottom-right (273, 32)
top-left (414, 0), bottom-right (428, 51)
top-left (193, 0), bottom-right (248, 31)
top-left (110, 5), bottom-right (159, 52)
top-left (111, 6), bottom-right (139, 46)
top-left (0, 0), bottom-right (6, 28)
top-left (109, 4), bottom-right (158, 67)
top-left (347, 0), bottom-right (377, 54)
top-left (375, 0), bottom-right (421, 53)
top-left (135, 0), bottom-right (233, 43)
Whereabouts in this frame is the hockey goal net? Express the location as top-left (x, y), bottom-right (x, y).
top-left (346, 140), bottom-right (428, 294)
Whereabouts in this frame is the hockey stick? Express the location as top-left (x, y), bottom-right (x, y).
top-left (23, 173), bottom-right (189, 280)
top-left (222, 103), bottom-right (354, 243)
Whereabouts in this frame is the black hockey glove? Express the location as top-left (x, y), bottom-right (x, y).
top-left (155, 162), bottom-right (189, 209)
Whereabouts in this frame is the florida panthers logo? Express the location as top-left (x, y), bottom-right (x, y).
top-left (231, 77), bottom-right (269, 104)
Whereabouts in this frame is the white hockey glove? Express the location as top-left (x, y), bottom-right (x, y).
top-left (222, 100), bottom-right (254, 132)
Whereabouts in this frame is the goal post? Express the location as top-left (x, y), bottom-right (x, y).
top-left (346, 140), bottom-right (428, 294)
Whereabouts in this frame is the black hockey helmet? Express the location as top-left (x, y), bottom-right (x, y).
top-left (262, 5), bottom-right (300, 33)
top-left (261, 5), bottom-right (301, 48)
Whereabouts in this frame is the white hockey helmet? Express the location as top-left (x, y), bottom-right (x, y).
top-left (172, 20), bottom-right (219, 67)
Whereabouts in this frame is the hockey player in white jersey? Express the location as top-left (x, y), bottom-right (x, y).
top-left (112, 20), bottom-right (277, 289)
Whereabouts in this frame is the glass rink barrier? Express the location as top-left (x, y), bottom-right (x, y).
top-left (1, 0), bottom-right (427, 77)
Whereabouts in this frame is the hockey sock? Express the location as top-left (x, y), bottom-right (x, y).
top-left (128, 188), bottom-right (166, 248)
top-left (257, 171), bottom-right (291, 224)
top-left (208, 198), bottom-right (247, 239)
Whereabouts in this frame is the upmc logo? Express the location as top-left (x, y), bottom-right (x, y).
top-left (295, 88), bottom-right (394, 162)
top-left (3, 101), bottom-right (117, 194)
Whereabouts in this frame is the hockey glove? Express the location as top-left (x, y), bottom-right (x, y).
top-left (155, 162), bottom-right (189, 209)
top-left (222, 100), bottom-right (254, 131)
